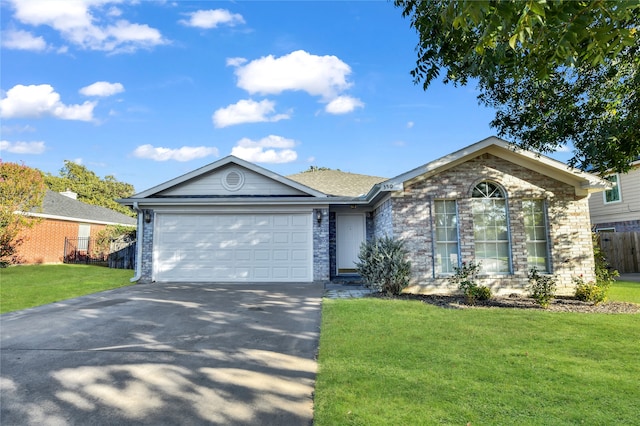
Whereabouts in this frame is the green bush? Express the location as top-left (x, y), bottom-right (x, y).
top-left (574, 277), bottom-right (607, 303)
top-left (527, 267), bottom-right (557, 308)
top-left (448, 261), bottom-right (490, 304)
top-left (472, 285), bottom-right (492, 301)
top-left (355, 236), bottom-right (411, 296)
top-left (574, 234), bottom-right (620, 304)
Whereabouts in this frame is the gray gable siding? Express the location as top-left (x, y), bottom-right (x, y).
top-left (156, 164), bottom-right (311, 197)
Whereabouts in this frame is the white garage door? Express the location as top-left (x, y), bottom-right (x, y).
top-left (153, 213), bottom-right (313, 282)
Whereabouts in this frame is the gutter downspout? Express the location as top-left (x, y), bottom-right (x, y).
top-left (130, 201), bottom-right (144, 282)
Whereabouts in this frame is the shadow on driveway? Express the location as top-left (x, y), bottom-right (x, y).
top-left (1, 282), bottom-right (323, 425)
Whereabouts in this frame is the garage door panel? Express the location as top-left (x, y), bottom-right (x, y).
top-left (154, 213), bottom-right (312, 282)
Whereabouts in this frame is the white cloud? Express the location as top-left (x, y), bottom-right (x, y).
top-left (79, 81), bottom-right (124, 97)
top-left (226, 57), bottom-right (247, 67)
top-left (0, 140), bottom-right (46, 154)
top-left (7, 0), bottom-right (167, 53)
top-left (180, 9), bottom-right (244, 29)
top-left (133, 144), bottom-right (219, 162)
top-left (232, 50), bottom-right (352, 100)
top-left (325, 96), bottom-right (364, 115)
top-left (212, 99), bottom-right (290, 128)
top-left (230, 135), bottom-right (298, 163)
top-left (406, 121), bottom-right (414, 129)
top-left (0, 84), bottom-right (96, 121)
top-left (1, 29), bottom-right (47, 51)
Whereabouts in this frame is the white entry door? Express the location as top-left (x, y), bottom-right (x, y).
top-left (337, 214), bottom-right (365, 274)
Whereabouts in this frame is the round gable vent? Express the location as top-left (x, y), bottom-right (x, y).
top-left (222, 169), bottom-right (245, 191)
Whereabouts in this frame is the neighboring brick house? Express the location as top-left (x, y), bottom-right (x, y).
top-left (16, 190), bottom-right (136, 264)
top-left (588, 159), bottom-right (640, 232)
top-left (119, 136), bottom-right (608, 295)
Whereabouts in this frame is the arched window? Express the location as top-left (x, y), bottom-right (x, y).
top-left (472, 182), bottom-right (511, 273)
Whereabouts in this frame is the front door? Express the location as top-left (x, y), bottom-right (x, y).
top-left (337, 214), bottom-right (365, 274)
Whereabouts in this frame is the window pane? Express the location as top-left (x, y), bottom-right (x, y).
top-left (524, 199), bottom-right (549, 272)
top-left (472, 182), bottom-right (511, 274)
top-left (604, 175), bottom-right (620, 203)
top-left (434, 200), bottom-right (459, 274)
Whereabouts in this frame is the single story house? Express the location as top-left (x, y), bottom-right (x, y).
top-left (16, 190), bottom-right (137, 264)
top-left (119, 136), bottom-right (608, 295)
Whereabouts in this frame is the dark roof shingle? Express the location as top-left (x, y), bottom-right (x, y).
top-left (31, 190), bottom-right (136, 226)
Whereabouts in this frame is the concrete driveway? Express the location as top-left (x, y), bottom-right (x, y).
top-left (0, 282), bottom-right (323, 425)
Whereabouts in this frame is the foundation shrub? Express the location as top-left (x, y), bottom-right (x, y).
top-left (355, 236), bottom-right (411, 296)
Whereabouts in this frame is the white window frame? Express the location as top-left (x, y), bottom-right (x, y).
top-left (595, 227), bottom-right (616, 233)
top-left (472, 182), bottom-right (512, 274)
top-left (433, 199), bottom-right (460, 275)
top-left (603, 174), bottom-right (621, 204)
top-left (523, 199), bottom-right (550, 272)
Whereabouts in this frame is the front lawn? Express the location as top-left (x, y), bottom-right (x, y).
top-left (0, 264), bottom-right (134, 314)
top-left (315, 294), bottom-right (640, 425)
top-left (609, 280), bottom-right (640, 304)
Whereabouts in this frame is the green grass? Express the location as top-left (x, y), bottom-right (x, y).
top-left (609, 280), bottom-right (640, 304)
top-left (315, 297), bottom-right (640, 425)
top-left (0, 264), bottom-right (134, 313)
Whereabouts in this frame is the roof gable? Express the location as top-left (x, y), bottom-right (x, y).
top-left (381, 136), bottom-right (609, 197)
top-left (131, 156), bottom-right (327, 199)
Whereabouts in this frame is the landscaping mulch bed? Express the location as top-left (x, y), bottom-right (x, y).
top-left (370, 293), bottom-right (640, 314)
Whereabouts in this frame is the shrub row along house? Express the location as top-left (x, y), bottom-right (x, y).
top-left (16, 190), bottom-right (136, 264)
top-left (118, 137), bottom-right (609, 295)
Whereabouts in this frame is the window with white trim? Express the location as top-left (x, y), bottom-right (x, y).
top-left (434, 200), bottom-right (459, 274)
top-left (472, 182), bottom-right (511, 273)
top-left (604, 174), bottom-right (621, 203)
top-left (523, 199), bottom-right (549, 272)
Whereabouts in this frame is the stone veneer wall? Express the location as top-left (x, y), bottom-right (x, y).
top-left (390, 153), bottom-right (596, 295)
top-left (328, 212), bottom-right (337, 279)
top-left (372, 197), bottom-right (394, 238)
top-left (313, 208), bottom-right (330, 282)
top-left (139, 210), bottom-right (154, 283)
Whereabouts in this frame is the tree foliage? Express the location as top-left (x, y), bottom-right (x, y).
top-left (395, 0), bottom-right (640, 173)
top-left (44, 161), bottom-right (135, 217)
top-left (0, 162), bottom-right (46, 266)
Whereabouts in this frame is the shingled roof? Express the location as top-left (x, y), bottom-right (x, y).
top-left (30, 190), bottom-right (136, 226)
top-left (287, 169), bottom-right (387, 197)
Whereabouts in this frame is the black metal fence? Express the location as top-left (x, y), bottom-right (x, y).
top-left (63, 237), bottom-right (136, 269)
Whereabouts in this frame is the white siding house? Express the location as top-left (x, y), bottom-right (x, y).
top-left (589, 161), bottom-right (640, 232)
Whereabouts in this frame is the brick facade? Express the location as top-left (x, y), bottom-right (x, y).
top-left (379, 154), bottom-right (596, 295)
top-left (15, 219), bottom-right (108, 264)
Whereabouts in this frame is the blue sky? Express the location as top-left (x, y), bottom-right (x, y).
top-left (0, 0), bottom-right (571, 193)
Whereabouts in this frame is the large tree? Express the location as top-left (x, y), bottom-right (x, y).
top-left (44, 161), bottom-right (135, 217)
top-left (0, 162), bottom-right (47, 266)
top-left (395, 0), bottom-right (639, 173)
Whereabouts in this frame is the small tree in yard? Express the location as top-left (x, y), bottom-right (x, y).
top-left (355, 236), bottom-right (411, 296)
top-left (0, 162), bottom-right (46, 267)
